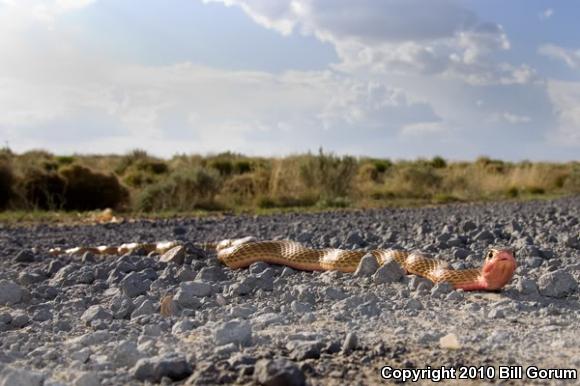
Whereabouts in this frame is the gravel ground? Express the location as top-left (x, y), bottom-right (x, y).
top-left (0, 197), bottom-right (579, 386)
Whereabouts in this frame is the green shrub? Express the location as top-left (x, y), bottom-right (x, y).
top-left (134, 159), bottom-right (168, 175)
top-left (357, 163), bottom-right (380, 183)
top-left (430, 156), bottom-right (447, 169)
top-left (122, 171), bottom-right (157, 188)
top-left (256, 194), bottom-right (317, 209)
top-left (60, 165), bottom-right (128, 210)
top-left (220, 174), bottom-right (258, 205)
top-left (209, 159), bottom-right (234, 176)
top-left (373, 159), bottom-right (393, 173)
top-left (234, 160), bottom-right (252, 174)
top-left (0, 162), bottom-right (14, 209)
top-left (433, 193), bottom-right (461, 204)
top-left (564, 163), bottom-right (580, 193)
top-left (21, 170), bottom-right (66, 210)
top-left (121, 159), bottom-right (169, 188)
top-left (476, 156), bottom-right (506, 174)
top-left (135, 167), bottom-right (221, 212)
top-left (316, 196), bottom-right (351, 208)
top-left (56, 156), bottom-right (75, 166)
top-left (506, 187), bottom-right (519, 198)
top-left (299, 149), bottom-right (357, 199)
top-left (114, 149), bottom-right (151, 175)
top-left (389, 164), bottom-right (442, 198)
top-left (209, 158), bottom-right (251, 176)
top-left (526, 186), bottom-right (545, 195)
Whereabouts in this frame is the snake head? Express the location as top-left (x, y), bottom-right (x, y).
top-left (481, 247), bottom-right (517, 290)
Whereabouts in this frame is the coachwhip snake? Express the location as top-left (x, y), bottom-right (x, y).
top-left (50, 237), bottom-right (516, 291)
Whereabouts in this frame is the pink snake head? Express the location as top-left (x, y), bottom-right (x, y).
top-left (481, 248), bottom-right (517, 290)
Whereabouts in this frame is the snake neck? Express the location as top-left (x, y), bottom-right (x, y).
top-left (447, 269), bottom-right (487, 291)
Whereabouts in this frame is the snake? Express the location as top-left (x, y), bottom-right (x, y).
top-left (49, 237), bottom-right (516, 291)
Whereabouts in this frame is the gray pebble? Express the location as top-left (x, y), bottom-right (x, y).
top-left (174, 288), bottom-right (202, 310)
top-left (453, 248), bottom-right (470, 259)
top-left (50, 264), bottom-right (83, 286)
top-left (0, 365), bottom-right (45, 386)
top-left (562, 234), bottom-right (579, 249)
top-left (516, 278), bottom-right (539, 295)
top-left (229, 305), bottom-right (257, 319)
top-left (281, 267), bottom-right (296, 277)
top-left (254, 358), bottom-right (306, 386)
top-left (538, 270), bottom-right (578, 298)
top-left (373, 258), bottom-right (404, 284)
top-left (10, 312), bottom-right (30, 328)
top-left (81, 252), bottom-right (96, 264)
top-left (405, 298), bottom-right (424, 310)
top-left (15, 249), bottom-right (35, 263)
top-left (131, 299), bottom-right (157, 318)
top-left (445, 291), bottom-right (464, 302)
top-left (341, 332), bottom-right (358, 353)
top-left (159, 245), bottom-right (186, 265)
top-left (32, 307), bottom-right (52, 322)
top-left (214, 319), bottom-right (252, 346)
top-left (47, 260), bottom-right (64, 276)
top-left (0, 280), bottom-right (25, 305)
top-left (19, 272), bottom-right (47, 286)
top-left (119, 272), bottom-right (150, 298)
top-left (228, 353), bottom-right (257, 369)
top-left (179, 281), bottom-right (213, 297)
top-left (462, 221), bottom-right (477, 232)
top-left (172, 319), bottom-right (197, 335)
top-left (290, 301), bottom-right (313, 313)
top-left (474, 230), bottom-right (494, 241)
top-left (81, 305), bottom-right (113, 325)
top-left (431, 282), bottom-right (453, 298)
top-left (196, 266), bottom-right (227, 282)
top-left (344, 232), bottom-right (366, 247)
top-left (354, 254), bottom-right (379, 277)
top-left (322, 287), bottom-right (347, 300)
top-left (111, 295), bottom-right (134, 319)
top-left (525, 256), bottom-right (543, 268)
top-left (132, 354), bottom-right (192, 382)
top-left (287, 340), bottom-right (323, 360)
top-left (72, 372), bottom-right (100, 386)
top-left (249, 261), bottom-right (270, 274)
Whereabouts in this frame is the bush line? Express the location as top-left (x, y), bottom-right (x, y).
top-left (0, 147), bottom-right (578, 212)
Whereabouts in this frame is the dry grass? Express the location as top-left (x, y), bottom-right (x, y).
top-left (0, 147), bottom-right (578, 216)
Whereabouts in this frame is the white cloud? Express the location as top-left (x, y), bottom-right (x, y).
top-left (400, 121), bottom-right (448, 136)
top-left (502, 112), bottom-right (532, 124)
top-left (0, 0), bottom-right (96, 26)
top-left (0, 0), bottom-right (576, 160)
top-left (546, 81), bottom-right (580, 146)
top-left (539, 8), bottom-right (554, 21)
top-left (205, 0), bottom-right (534, 86)
top-left (0, 49), bottom-right (441, 155)
top-left (539, 44), bottom-right (580, 69)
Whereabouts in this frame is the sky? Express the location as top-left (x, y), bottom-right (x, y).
top-left (0, 0), bottom-right (579, 161)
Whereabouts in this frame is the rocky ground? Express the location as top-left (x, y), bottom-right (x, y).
top-left (0, 197), bottom-right (579, 386)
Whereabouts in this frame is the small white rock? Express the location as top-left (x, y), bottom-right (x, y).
top-left (159, 245), bottom-right (186, 264)
top-left (439, 333), bottom-right (461, 350)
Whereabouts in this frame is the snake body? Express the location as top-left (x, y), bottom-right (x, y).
top-left (50, 237), bottom-right (516, 291)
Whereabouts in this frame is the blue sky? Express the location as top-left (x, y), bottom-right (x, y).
top-left (0, 0), bottom-right (579, 160)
